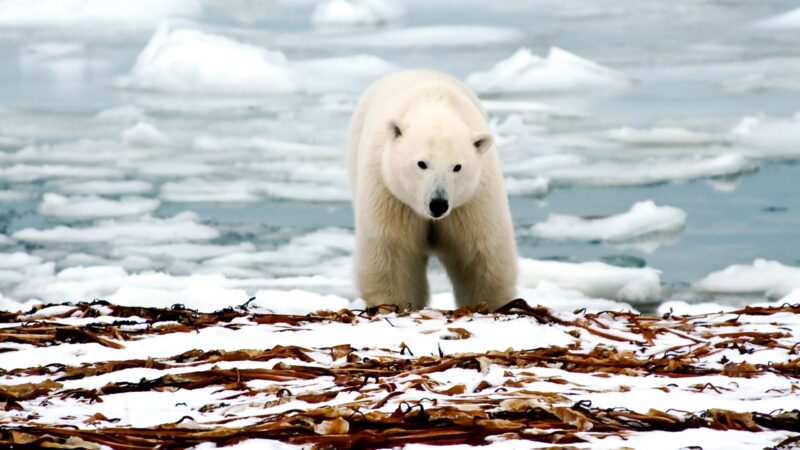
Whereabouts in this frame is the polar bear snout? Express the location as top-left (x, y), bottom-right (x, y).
top-left (429, 196), bottom-right (449, 218)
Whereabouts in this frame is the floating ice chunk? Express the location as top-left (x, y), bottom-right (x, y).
top-left (160, 178), bottom-right (350, 202)
top-left (252, 289), bottom-right (362, 314)
top-left (258, 181), bottom-right (350, 202)
top-left (0, 164), bottom-right (124, 182)
top-left (311, 0), bottom-right (406, 27)
top-left (2, 140), bottom-right (154, 164)
top-left (323, 25), bottom-right (522, 48)
top-left (482, 99), bottom-right (585, 119)
top-left (0, 252), bottom-right (43, 270)
top-left (731, 113), bottom-right (800, 156)
top-left (121, 122), bottom-right (169, 147)
top-left (544, 153), bottom-right (753, 187)
top-left (39, 193), bottom-right (160, 219)
top-left (57, 180), bottom-right (154, 195)
top-left (192, 136), bottom-right (341, 159)
top-left (780, 289), bottom-right (800, 304)
top-left (120, 24), bottom-right (296, 94)
top-left (109, 282), bottom-right (247, 310)
top-left (757, 7), bottom-right (800, 29)
top-left (467, 47), bottom-right (634, 94)
top-left (206, 228), bottom-right (354, 271)
top-left (657, 300), bottom-right (735, 316)
top-left (95, 105), bottom-right (148, 123)
top-left (0, 293), bottom-right (40, 313)
top-left (0, 234), bottom-right (13, 246)
top-left (120, 25), bottom-right (396, 95)
top-left (40, 266), bottom-right (248, 307)
top-left (160, 179), bottom-right (259, 202)
top-left (695, 259), bottom-right (800, 299)
top-left (602, 127), bottom-right (722, 146)
top-left (531, 201), bottom-right (686, 242)
top-left (0, 190), bottom-right (33, 202)
top-left (515, 281), bottom-right (635, 313)
top-left (504, 176), bottom-right (550, 196)
top-left (135, 161), bottom-right (215, 177)
top-left (21, 42), bottom-right (83, 59)
top-left (113, 242), bottom-right (256, 261)
top-left (519, 258), bottom-right (661, 302)
top-left (13, 212), bottom-right (218, 244)
top-left (0, 0), bottom-right (201, 28)
top-left (292, 55), bottom-right (397, 93)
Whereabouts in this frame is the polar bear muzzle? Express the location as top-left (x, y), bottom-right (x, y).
top-left (429, 193), bottom-right (449, 218)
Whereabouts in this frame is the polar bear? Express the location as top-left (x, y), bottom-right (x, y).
top-left (348, 69), bottom-right (518, 310)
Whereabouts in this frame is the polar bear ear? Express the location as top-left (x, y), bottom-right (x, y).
top-left (473, 133), bottom-right (493, 154)
top-left (388, 120), bottom-right (405, 139)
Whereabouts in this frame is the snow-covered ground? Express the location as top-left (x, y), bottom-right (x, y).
top-left (1, 301), bottom-right (798, 448)
top-left (1, 1), bottom-right (800, 446)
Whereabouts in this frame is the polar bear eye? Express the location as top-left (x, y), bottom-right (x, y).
top-left (453, 164), bottom-right (462, 173)
top-left (417, 161), bottom-right (428, 170)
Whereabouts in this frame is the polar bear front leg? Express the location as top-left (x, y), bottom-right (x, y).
top-left (435, 199), bottom-right (518, 311)
top-left (355, 234), bottom-right (430, 310)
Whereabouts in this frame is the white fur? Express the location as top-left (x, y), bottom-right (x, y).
top-left (348, 69), bottom-right (518, 310)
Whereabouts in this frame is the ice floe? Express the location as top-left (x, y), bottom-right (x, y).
top-left (503, 176), bottom-right (550, 197)
top-left (540, 153), bottom-right (753, 187)
top-left (0, 0), bottom-right (201, 28)
top-left (56, 180), bottom-right (154, 195)
top-left (315, 25), bottom-right (522, 48)
top-left (94, 105), bottom-right (148, 123)
top-left (121, 122), bottom-right (170, 147)
top-left (12, 212), bottom-right (218, 244)
top-left (531, 200), bottom-right (687, 242)
top-left (695, 259), bottom-right (800, 299)
top-left (38, 193), bottom-right (160, 219)
top-left (602, 126), bottom-right (723, 146)
top-left (119, 25), bottom-right (395, 95)
top-left (160, 177), bottom-right (350, 203)
top-left (757, 6), bottom-right (800, 29)
top-left (0, 189), bottom-right (33, 202)
top-left (311, 0), bottom-right (406, 27)
top-left (731, 113), bottom-right (800, 156)
top-left (467, 47), bottom-right (634, 94)
top-left (0, 164), bottom-right (124, 182)
top-left (519, 258), bottom-right (661, 302)
top-left (0, 140), bottom-right (154, 164)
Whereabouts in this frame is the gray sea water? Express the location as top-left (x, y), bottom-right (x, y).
top-left (1, 0), bottom-right (799, 312)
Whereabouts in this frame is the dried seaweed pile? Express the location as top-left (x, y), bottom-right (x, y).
top-left (1, 299), bottom-right (799, 449)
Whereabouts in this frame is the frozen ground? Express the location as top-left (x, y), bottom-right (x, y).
top-left (0, 301), bottom-right (798, 449)
top-left (1, 1), bottom-right (800, 446)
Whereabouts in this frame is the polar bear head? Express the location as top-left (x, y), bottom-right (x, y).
top-left (381, 106), bottom-right (492, 220)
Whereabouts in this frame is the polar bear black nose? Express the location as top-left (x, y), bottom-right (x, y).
top-left (429, 198), bottom-right (449, 218)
